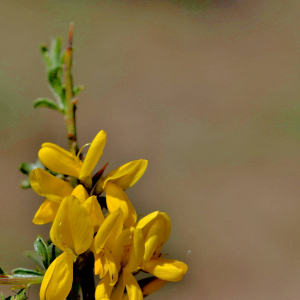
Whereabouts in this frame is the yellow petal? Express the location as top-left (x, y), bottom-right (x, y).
top-left (124, 271), bottom-right (143, 300)
top-left (136, 211), bottom-right (171, 246)
top-left (143, 220), bottom-right (165, 266)
top-left (110, 272), bottom-right (125, 300)
top-left (29, 169), bottom-right (43, 196)
top-left (140, 277), bottom-right (167, 297)
top-left (143, 258), bottom-right (188, 282)
top-left (38, 143), bottom-right (82, 178)
top-left (105, 182), bottom-right (137, 227)
top-left (79, 130), bottom-right (107, 180)
top-left (94, 208), bottom-right (123, 253)
top-left (112, 228), bottom-right (134, 272)
top-left (30, 168), bottom-right (74, 203)
top-left (103, 248), bottom-right (118, 286)
top-left (125, 229), bottom-right (145, 273)
top-left (50, 195), bottom-right (94, 255)
top-left (40, 252), bottom-right (73, 300)
top-left (95, 273), bottom-right (113, 300)
top-left (83, 196), bottom-right (105, 232)
top-left (71, 184), bottom-right (89, 203)
top-left (32, 199), bottom-right (60, 225)
top-left (102, 160), bottom-right (148, 190)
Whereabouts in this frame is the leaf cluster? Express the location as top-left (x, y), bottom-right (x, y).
top-left (35, 37), bottom-right (84, 113)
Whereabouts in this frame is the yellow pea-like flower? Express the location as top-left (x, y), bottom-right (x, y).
top-left (40, 252), bottom-right (74, 300)
top-left (95, 159), bottom-right (148, 227)
top-left (50, 195), bottom-right (94, 255)
top-left (40, 196), bottom-right (94, 300)
top-left (110, 270), bottom-right (143, 300)
top-left (136, 211), bottom-right (188, 282)
top-left (92, 209), bottom-right (123, 286)
top-left (38, 130), bottom-right (106, 188)
top-left (30, 168), bottom-right (74, 225)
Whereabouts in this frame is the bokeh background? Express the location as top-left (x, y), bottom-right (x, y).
top-left (1, 0), bottom-right (300, 299)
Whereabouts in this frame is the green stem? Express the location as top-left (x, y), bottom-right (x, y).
top-left (0, 275), bottom-right (43, 287)
top-left (63, 22), bottom-right (78, 153)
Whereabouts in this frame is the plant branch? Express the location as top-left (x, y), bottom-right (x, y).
top-left (63, 22), bottom-right (78, 153)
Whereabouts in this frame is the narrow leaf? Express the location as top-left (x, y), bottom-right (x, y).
top-left (12, 268), bottom-right (43, 277)
top-left (0, 267), bottom-right (6, 276)
top-left (14, 289), bottom-right (27, 300)
top-left (34, 237), bottom-right (50, 269)
top-left (33, 98), bottom-right (60, 111)
top-left (50, 37), bottom-right (62, 67)
top-left (73, 85), bottom-right (85, 96)
top-left (35, 158), bottom-right (45, 170)
top-left (47, 66), bottom-right (65, 108)
top-left (18, 163), bottom-right (37, 175)
top-left (23, 251), bottom-right (44, 270)
top-left (40, 44), bottom-right (51, 69)
top-left (20, 179), bottom-right (31, 189)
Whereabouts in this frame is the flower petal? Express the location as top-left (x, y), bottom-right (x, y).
top-left (40, 252), bottom-right (73, 300)
top-left (125, 229), bottom-right (145, 273)
top-left (139, 277), bottom-right (167, 297)
top-left (71, 184), bottom-right (89, 203)
top-left (110, 272), bottom-right (125, 300)
top-left (143, 220), bottom-right (165, 266)
top-left (95, 273), bottom-right (113, 300)
top-left (50, 195), bottom-right (94, 255)
top-left (83, 196), bottom-right (105, 232)
top-left (103, 248), bottom-right (118, 286)
top-left (79, 130), bottom-right (106, 180)
top-left (32, 199), bottom-right (60, 225)
top-left (102, 160), bottom-right (148, 190)
top-left (136, 211), bottom-right (171, 246)
top-left (39, 143), bottom-right (82, 178)
top-left (112, 228), bottom-right (134, 271)
top-left (105, 182), bottom-right (137, 227)
top-left (143, 258), bottom-right (188, 282)
top-left (30, 168), bottom-right (74, 203)
top-left (94, 208), bottom-right (123, 253)
top-left (124, 271), bottom-right (143, 300)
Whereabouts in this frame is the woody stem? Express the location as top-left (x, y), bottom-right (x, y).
top-left (63, 22), bottom-right (78, 153)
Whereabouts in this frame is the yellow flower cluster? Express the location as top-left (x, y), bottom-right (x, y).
top-left (30, 130), bottom-right (188, 300)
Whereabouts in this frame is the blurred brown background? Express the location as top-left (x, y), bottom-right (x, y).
top-left (1, 0), bottom-right (300, 299)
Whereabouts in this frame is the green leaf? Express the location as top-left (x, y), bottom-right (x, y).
top-left (33, 98), bottom-right (60, 111)
top-left (40, 44), bottom-right (51, 69)
top-left (47, 66), bottom-right (65, 108)
top-left (18, 162), bottom-right (37, 175)
top-left (11, 268), bottom-right (43, 277)
top-left (0, 267), bottom-right (6, 276)
top-left (35, 158), bottom-right (45, 170)
top-left (35, 266), bottom-right (45, 275)
top-left (73, 85), bottom-right (85, 96)
top-left (34, 236), bottom-right (50, 269)
top-left (14, 289), bottom-right (27, 300)
top-left (20, 179), bottom-right (31, 189)
top-left (50, 37), bottom-right (62, 67)
top-left (0, 293), bottom-right (5, 300)
top-left (23, 250), bottom-right (44, 270)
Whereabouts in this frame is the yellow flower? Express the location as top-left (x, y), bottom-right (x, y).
top-left (101, 227), bottom-right (145, 300)
top-left (92, 209), bottom-right (123, 286)
top-left (136, 211), bottom-right (188, 282)
top-left (30, 168), bottom-right (73, 224)
top-left (30, 167), bottom-right (90, 224)
top-left (95, 159), bottom-right (148, 227)
top-left (38, 130), bottom-right (106, 188)
top-left (40, 195), bottom-right (94, 300)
